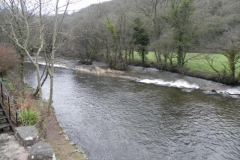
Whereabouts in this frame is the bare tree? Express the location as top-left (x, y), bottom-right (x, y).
top-left (0, 0), bottom-right (73, 116)
top-left (45, 0), bottom-right (71, 116)
top-left (0, 0), bottom-right (45, 104)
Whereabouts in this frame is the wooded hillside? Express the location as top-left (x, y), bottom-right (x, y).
top-left (65, 0), bottom-right (240, 53)
top-left (0, 0), bottom-right (239, 84)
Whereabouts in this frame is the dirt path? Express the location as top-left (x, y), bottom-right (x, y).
top-left (44, 108), bottom-right (87, 160)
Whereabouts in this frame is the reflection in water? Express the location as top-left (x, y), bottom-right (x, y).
top-left (24, 63), bottom-right (240, 160)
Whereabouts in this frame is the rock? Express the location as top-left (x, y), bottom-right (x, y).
top-left (0, 134), bottom-right (9, 143)
top-left (15, 126), bottom-right (39, 147)
top-left (74, 149), bottom-right (80, 153)
top-left (58, 123), bottom-right (62, 128)
top-left (58, 129), bottom-right (66, 135)
top-left (40, 138), bottom-right (45, 142)
top-left (74, 148), bottom-right (84, 154)
top-left (28, 142), bottom-right (55, 160)
top-left (64, 135), bottom-right (69, 141)
top-left (69, 142), bottom-right (75, 146)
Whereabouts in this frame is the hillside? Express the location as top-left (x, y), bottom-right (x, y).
top-left (65, 0), bottom-right (240, 52)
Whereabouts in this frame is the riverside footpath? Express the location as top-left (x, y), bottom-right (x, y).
top-left (0, 134), bottom-right (29, 160)
top-left (0, 126), bottom-right (55, 160)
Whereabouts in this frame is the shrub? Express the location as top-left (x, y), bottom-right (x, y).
top-left (0, 44), bottom-right (19, 76)
top-left (15, 95), bottom-right (36, 110)
top-left (18, 108), bottom-right (39, 126)
top-left (15, 94), bottom-right (40, 126)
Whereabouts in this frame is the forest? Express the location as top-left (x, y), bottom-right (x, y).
top-left (0, 0), bottom-right (240, 85)
top-left (64, 0), bottom-right (240, 84)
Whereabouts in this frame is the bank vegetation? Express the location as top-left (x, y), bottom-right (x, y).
top-left (63, 0), bottom-right (240, 85)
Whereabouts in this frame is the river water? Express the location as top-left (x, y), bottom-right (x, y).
top-left (24, 63), bottom-right (240, 160)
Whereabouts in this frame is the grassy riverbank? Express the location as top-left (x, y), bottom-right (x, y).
top-left (131, 52), bottom-right (240, 84)
top-left (134, 52), bottom-right (240, 74)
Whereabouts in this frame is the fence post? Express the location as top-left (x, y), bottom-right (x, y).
top-left (8, 96), bottom-right (11, 120)
top-left (16, 112), bottom-right (18, 127)
top-left (1, 82), bottom-right (3, 105)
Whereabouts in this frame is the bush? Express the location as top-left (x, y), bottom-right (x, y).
top-left (0, 44), bottom-right (19, 76)
top-left (18, 108), bottom-right (39, 126)
top-left (79, 60), bottom-right (93, 65)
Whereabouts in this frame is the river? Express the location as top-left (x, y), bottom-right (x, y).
top-left (24, 62), bottom-right (240, 160)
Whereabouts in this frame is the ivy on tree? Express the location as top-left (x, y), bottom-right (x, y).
top-left (165, 0), bottom-right (196, 66)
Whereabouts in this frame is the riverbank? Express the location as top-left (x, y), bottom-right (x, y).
top-left (134, 52), bottom-right (240, 85)
top-left (45, 107), bottom-right (87, 160)
top-left (2, 75), bottom-right (88, 160)
top-left (72, 59), bottom-right (240, 85)
top-left (27, 88), bottom-right (88, 160)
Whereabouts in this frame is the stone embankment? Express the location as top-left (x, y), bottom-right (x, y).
top-left (0, 126), bottom-right (55, 160)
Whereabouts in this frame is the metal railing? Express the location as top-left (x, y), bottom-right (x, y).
top-left (0, 78), bottom-right (18, 127)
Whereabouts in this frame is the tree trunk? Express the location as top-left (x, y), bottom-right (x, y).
top-left (35, 63), bottom-right (43, 108)
top-left (128, 51), bottom-right (131, 62)
top-left (170, 56), bottom-right (173, 66)
top-left (230, 61), bottom-right (235, 78)
top-left (132, 50), bottom-right (134, 63)
top-left (20, 54), bottom-right (25, 85)
top-left (154, 51), bottom-right (162, 68)
top-left (48, 64), bottom-right (54, 116)
top-left (177, 45), bottom-right (183, 66)
top-left (142, 51), bottom-right (145, 66)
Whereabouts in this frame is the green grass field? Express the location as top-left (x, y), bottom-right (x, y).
top-left (134, 52), bottom-right (240, 75)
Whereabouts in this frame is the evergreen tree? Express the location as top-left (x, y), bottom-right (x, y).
top-left (133, 18), bottom-right (150, 66)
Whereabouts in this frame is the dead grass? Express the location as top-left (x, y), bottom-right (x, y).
top-left (15, 94), bottom-right (38, 111)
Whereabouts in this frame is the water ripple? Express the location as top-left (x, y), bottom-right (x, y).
top-left (24, 64), bottom-right (240, 160)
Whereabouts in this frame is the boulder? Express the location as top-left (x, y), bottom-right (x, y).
top-left (15, 126), bottom-right (39, 147)
top-left (28, 142), bottom-right (55, 160)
